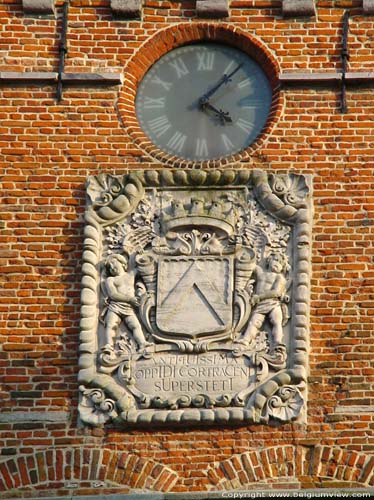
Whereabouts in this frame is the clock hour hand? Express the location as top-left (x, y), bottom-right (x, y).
top-left (198, 62), bottom-right (243, 104)
top-left (200, 101), bottom-right (232, 124)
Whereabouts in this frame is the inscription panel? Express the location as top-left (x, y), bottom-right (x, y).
top-left (133, 353), bottom-right (253, 403)
top-left (79, 170), bottom-right (312, 427)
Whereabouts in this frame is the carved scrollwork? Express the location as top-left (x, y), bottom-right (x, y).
top-left (264, 385), bottom-right (304, 422)
top-left (86, 173), bottom-right (145, 224)
top-left (254, 343), bottom-right (288, 383)
top-left (88, 174), bottom-right (123, 206)
top-left (269, 173), bottom-right (310, 209)
top-left (78, 386), bottom-right (118, 425)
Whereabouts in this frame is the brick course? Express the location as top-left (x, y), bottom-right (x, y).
top-left (1, 0), bottom-right (374, 496)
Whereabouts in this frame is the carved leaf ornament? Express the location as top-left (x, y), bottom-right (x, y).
top-left (79, 169), bottom-right (312, 426)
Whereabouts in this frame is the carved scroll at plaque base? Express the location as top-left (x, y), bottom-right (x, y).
top-left (78, 169), bottom-right (312, 427)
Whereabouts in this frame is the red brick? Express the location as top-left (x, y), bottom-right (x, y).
top-left (0, 463), bottom-right (14, 490)
top-left (359, 456), bottom-right (374, 484)
top-left (0, 1), bottom-right (374, 496)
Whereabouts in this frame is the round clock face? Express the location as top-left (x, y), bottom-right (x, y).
top-left (135, 43), bottom-right (272, 161)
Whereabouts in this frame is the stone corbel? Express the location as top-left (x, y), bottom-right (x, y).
top-left (23, 0), bottom-right (55, 16)
top-left (363, 0), bottom-right (374, 14)
top-left (196, 0), bottom-right (229, 19)
top-left (110, 0), bottom-right (142, 18)
top-left (282, 0), bottom-right (316, 17)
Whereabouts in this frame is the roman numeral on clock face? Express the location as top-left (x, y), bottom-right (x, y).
top-left (223, 60), bottom-right (235, 75)
top-left (197, 52), bottom-right (215, 71)
top-left (240, 98), bottom-right (262, 108)
top-left (221, 134), bottom-right (234, 151)
top-left (195, 138), bottom-right (209, 157)
top-left (236, 118), bottom-right (253, 134)
top-left (151, 75), bottom-right (172, 91)
top-left (148, 116), bottom-right (171, 137)
top-left (238, 78), bottom-right (251, 89)
top-left (167, 131), bottom-right (187, 153)
top-left (169, 58), bottom-right (189, 78)
top-left (143, 97), bottom-right (166, 109)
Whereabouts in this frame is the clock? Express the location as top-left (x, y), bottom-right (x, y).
top-left (135, 43), bottom-right (272, 162)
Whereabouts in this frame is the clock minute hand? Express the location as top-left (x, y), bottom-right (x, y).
top-left (224, 61), bottom-right (244, 81)
top-left (198, 62), bottom-right (244, 104)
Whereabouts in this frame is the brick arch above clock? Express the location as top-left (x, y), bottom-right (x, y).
top-left (117, 23), bottom-right (284, 169)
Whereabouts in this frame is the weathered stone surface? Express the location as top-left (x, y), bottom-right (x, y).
top-left (0, 72), bottom-right (123, 84)
top-left (110, 0), bottom-right (142, 18)
top-left (79, 169), bottom-right (312, 427)
top-left (62, 72), bottom-right (123, 84)
top-left (0, 411), bottom-right (70, 423)
top-left (280, 72), bottom-right (341, 83)
top-left (0, 72), bottom-right (56, 81)
top-left (196, 0), bottom-right (229, 19)
top-left (282, 0), bottom-right (316, 17)
top-left (23, 0), bottom-right (55, 15)
top-left (363, 0), bottom-right (374, 15)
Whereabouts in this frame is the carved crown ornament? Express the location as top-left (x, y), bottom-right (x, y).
top-left (79, 169), bottom-right (312, 427)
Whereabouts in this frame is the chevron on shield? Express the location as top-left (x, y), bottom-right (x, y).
top-left (156, 256), bottom-right (234, 339)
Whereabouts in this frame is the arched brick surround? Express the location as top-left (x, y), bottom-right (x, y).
top-left (0, 448), bottom-right (179, 494)
top-left (1, 445), bottom-right (373, 495)
top-left (205, 445), bottom-right (374, 490)
top-left (118, 22), bottom-right (283, 168)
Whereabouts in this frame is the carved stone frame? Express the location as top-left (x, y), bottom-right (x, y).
top-left (78, 169), bottom-right (312, 427)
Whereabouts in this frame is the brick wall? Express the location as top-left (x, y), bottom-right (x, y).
top-left (1, 0), bottom-right (374, 496)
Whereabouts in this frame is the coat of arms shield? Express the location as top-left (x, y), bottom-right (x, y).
top-left (156, 256), bottom-right (234, 339)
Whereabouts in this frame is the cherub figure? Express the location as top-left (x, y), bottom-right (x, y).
top-left (101, 253), bottom-right (150, 352)
top-left (236, 252), bottom-right (290, 349)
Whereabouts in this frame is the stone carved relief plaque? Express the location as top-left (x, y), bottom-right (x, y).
top-left (78, 170), bottom-right (312, 427)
